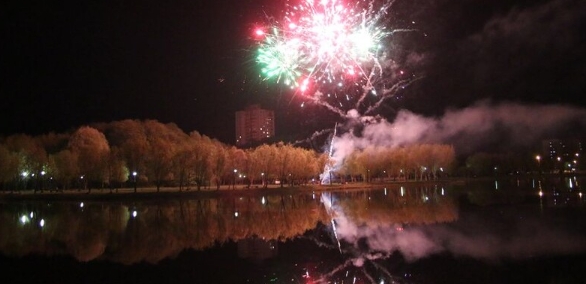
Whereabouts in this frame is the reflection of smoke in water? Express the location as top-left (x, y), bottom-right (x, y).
top-left (311, 188), bottom-right (586, 283)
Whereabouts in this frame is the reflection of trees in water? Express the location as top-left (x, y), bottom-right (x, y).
top-left (0, 202), bottom-right (128, 262)
top-left (0, 194), bottom-right (330, 264)
top-left (0, 187), bottom-right (458, 277)
top-left (335, 186), bottom-right (458, 225)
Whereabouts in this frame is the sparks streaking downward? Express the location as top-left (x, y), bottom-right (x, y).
top-left (255, 0), bottom-right (418, 116)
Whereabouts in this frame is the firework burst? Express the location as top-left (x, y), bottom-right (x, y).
top-left (256, 0), bottom-right (418, 115)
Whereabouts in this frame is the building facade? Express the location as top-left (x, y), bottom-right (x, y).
top-left (540, 139), bottom-right (584, 172)
top-left (235, 105), bottom-right (275, 146)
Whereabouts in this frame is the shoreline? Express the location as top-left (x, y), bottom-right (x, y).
top-left (0, 179), bottom-right (462, 202)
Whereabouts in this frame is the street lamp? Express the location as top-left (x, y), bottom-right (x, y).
top-left (40, 170), bottom-right (46, 193)
top-left (21, 171), bottom-right (29, 191)
top-left (132, 171), bottom-right (137, 193)
top-left (535, 155), bottom-right (541, 174)
top-left (233, 169), bottom-right (238, 189)
top-left (261, 172), bottom-right (265, 187)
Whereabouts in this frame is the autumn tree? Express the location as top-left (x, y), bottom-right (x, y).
top-left (299, 148), bottom-right (320, 184)
top-left (209, 141), bottom-right (227, 190)
top-left (339, 150), bottom-right (361, 182)
top-left (172, 139), bottom-right (195, 191)
top-left (253, 144), bottom-right (277, 188)
top-left (68, 126), bottom-right (110, 192)
top-left (287, 147), bottom-right (304, 185)
top-left (189, 131), bottom-right (213, 191)
top-left (106, 146), bottom-right (129, 192)
top-left (226, 146), bottom-right (247, 189)
top-left (143, 121), bottom-right (187, 192)
top-left (4, 134), bottom-right (49, 192)
top-left (275, 143), bottom-right (294, 187)
top-left (103, 119), bottom-right (149, 183)
top-left (0, 144), bottom-right (19, 192)
top-left (51, 149), bottom-right (79, 191)
top-left (430, 144), bottom-right (455, 178)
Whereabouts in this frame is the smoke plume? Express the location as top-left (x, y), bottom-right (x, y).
top-left (327, 101), bottom-right (586, 172)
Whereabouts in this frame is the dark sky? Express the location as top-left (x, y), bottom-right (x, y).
top-left (1, 0), bottom-right (585, 145)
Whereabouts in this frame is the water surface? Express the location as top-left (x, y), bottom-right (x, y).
top-left (1, 177), bottom-right (585, 283)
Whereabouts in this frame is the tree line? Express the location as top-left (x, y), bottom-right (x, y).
top-left (0, 119), bottom-right (457, 193)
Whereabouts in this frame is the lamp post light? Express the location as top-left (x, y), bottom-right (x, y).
top-left (535, 155), bottom-right (541, 174)
top-left (233, 169), bottom-right (238, 189)
top-left (261, 172), bottom-right (265, 187)
top-left (21, 171), bottom-right (29, 191)
top-left (40, 170), bottom-right (46, 193)
top-left (132, 171), bottom-right (137, 193)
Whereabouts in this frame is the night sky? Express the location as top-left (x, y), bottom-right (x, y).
top-left (1, 0), bottom-right (585, 145)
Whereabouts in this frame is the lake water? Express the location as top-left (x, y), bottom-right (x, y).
top-left (1, 176), bottom-right (586, 283)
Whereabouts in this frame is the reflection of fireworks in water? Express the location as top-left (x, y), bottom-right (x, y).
top-left (255, 0), bottom-right (420, 116)
top-left (314, 193), bottom-right (406, 284)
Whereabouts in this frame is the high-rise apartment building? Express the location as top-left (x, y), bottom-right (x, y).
top-left (540, 139), bottom-right (584, 172)
top-left (235, 105), bottom-right (275, 146)
top-left (541, 139), bottom-right (583, 161)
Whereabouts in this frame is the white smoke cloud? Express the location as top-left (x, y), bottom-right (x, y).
top-left (327, 101), bottom-right (586, 171)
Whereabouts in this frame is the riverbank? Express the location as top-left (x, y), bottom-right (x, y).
top-left (0, 179), bottom-right (462, 202)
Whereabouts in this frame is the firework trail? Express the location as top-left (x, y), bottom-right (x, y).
top-left (318, 123), bottom-right (338, 184)
top-left (293, 128), bottom-right (333, 146)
